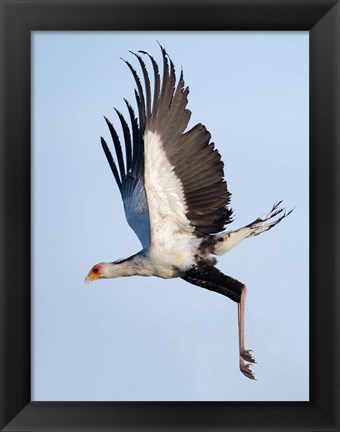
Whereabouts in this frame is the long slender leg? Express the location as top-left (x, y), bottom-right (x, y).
top-left (238, 286), bottom-right (256, 380)
top-left (181, 260), bottom-right (256, 380)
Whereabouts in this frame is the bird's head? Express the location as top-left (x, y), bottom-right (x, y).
top-left (85, 257), bottom-right (137, 284)
top-left (85, 263), bottom-right (108, 284)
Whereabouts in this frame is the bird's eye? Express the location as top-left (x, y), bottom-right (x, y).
top-left (93, 267), bottom-right (99, 274)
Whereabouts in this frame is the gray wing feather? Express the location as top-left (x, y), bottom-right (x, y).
top-left (122, 177), bottom-right (150, 248)
top-left (101, 109), bottom-right (150, 248)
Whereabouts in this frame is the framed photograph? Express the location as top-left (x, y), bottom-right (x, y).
top-left (31, 30), bottom-right (308, 401)
top-left (1, 1), bottom-right (339, 431)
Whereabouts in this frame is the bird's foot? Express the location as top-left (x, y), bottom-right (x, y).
top-left (240, 358), bottom-right (256, 380)
top-left (241, 349), bottom-right (256, 364)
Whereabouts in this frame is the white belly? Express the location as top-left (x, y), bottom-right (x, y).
top-left (145, 234), bottom-right (201, 278)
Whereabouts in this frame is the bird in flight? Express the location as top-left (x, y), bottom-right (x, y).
top-left (85, 45), bottom-right (292, 380)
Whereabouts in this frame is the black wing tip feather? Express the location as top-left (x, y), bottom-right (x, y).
top-left (129, 50), bottom-right (152, 119)
top-left (122, 97), bottom-right (142, 171)
top-left (120, 57), bottom-right (146, 124)
top-left (100, 136), bottom-right (122, 189)
top-left (114, 108), bottom-right (133, 173)
top-left (103, 115), bottom-right (111, 126)
top-left (156, 40), bottom-right (166, 52)
top-left (129, 50), bottom-right (143, 61)
top-left (103, 113), bottom-right (127, 183)
top-left (128, 50), bottom-right (144, 67)
top-left (138, 48), bottom-right (164, 70)
top-left (156, 41), bottom-right (174, 66)
top-left (160, 44), bottom-right (173, 67)
top-left (100, 136), bottom-right (108, 149)
top-left (123, 97), bottom-right (132, 109)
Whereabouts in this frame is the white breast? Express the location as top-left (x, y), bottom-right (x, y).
top-left (143, 130), bottom-right (201, 275)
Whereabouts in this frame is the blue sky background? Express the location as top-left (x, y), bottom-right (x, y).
top-left (32, 32), bottom-right (309, 401)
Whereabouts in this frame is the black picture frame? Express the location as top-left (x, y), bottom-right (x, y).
top-left (1, 1), bottom-right (339, 431)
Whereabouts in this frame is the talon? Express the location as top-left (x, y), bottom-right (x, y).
top-left (240, 361), bottom-right (256, 380)
top-left (241, 349), bottom-right (256, 363)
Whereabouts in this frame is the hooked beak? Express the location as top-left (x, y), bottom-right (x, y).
top-left (85, 272), bottom-right (98, 285)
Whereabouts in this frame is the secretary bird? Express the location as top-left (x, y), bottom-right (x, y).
top-left (85, 46), bottom-right (292, 380)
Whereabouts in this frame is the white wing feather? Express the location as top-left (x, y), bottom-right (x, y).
top-left (143, 130), bottom-right (201, 268)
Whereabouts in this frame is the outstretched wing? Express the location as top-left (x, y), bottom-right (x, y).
top-left (101, 46), bottom-right (233, 250)
top-left (131, 46), bottom-right (233, 243)
top-left (100, 101), bottom-right (150, 249)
